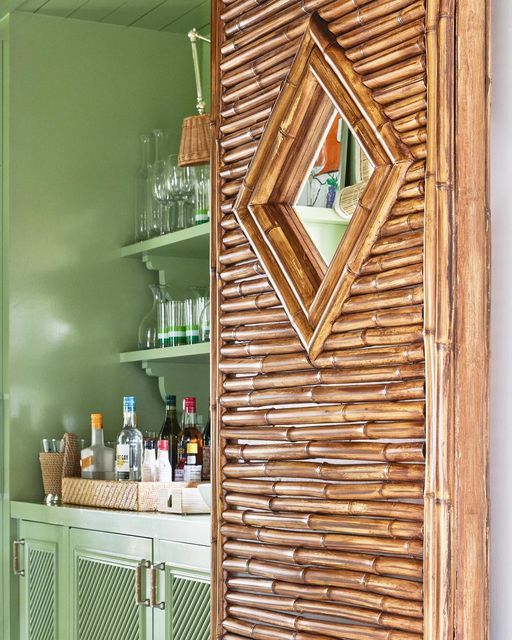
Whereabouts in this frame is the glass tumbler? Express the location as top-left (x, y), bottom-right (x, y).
top-left (184, 298), bottom-right (199, 344)
top-left (168, 300), bottom-right (186, 346)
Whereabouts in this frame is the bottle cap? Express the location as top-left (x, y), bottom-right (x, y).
top-left (91, 413), bottom-right (103, 430)
top-left (184, 397), bottom-right (196, 412)
top-left (165, 395), bottom-right (176, 406)
top-left (158, 439), bottom-right (169, 452)
top-left (123, 396), bottom-right (136, 411)
top-left (144, 439), bottom-right (155, 450)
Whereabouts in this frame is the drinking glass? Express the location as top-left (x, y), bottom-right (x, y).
top-left (192, 165), bottom-right (210, 225)
top-left (150, 130), bottom-right (171, 236)
top-left (199, 299), bottom-right (210, 342)
top-left (168, 300), bottom-right (186, 346)
top-left (135, 134), bottom-right (153, 241)
top-left (184, 298), bottom-right (199, 344)
top-left (169, 165), bottom-right (194, 230)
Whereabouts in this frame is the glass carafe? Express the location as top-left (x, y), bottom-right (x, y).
top-left (135, 134), bottom-right (153, 241)
top-left (149, 130), bottom-right (171, 237)
top-left (138, 284), bottom-right (169, 350)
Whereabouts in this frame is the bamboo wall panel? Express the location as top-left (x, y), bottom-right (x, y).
top-left (210, 1), bottom-right (489, 639)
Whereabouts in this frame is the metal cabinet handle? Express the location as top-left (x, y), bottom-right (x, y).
top-left (150, 562), bottom-right (165, 610)
top-left (12, 539), bottom-right (25, 577)
top-left (135, 559), bottom-right (150, 607)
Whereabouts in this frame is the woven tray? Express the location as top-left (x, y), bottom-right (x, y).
top-left (62, 477), bottom-right (174, 512)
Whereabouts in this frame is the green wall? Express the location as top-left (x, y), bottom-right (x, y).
top-left (4, 12), bottom-right (201, 502)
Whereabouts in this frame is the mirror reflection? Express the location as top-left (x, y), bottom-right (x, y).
top-left (295, 114), bottom-right (373, 265)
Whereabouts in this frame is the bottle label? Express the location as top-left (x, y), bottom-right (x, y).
top-left (81, 455), bottom-right (94, 470)
top-left (116, 445), bottom-right (130, 473)
top-left (186, 442), bottom-right (198, 454)
top-left (184, 465), bottom-right (202, 482)
top-left (174, 468), bottom-right (185, 482)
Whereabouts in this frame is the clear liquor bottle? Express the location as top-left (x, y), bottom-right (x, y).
top-left (158, 394), bottom-right (180, 478)
top-left (115, 396), bottom-right (143, 481)
top-left (81, 413), bottom-right (115, 480)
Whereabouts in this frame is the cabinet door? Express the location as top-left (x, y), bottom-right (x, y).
top-left (154, 541), bottom-right (210, 640)
top-left (18, 520), bottom-right (68, 640)
top-left (69, 528), bottom-right (153, 640)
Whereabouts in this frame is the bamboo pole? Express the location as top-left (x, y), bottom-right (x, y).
top-left (333, 306), bottom-right (423, 331)
top-left (220, 261), bottom-right (265, 282)
top-left (350, 264), bottom-right (423, 294)
top-left (346, 19), bottom-right (425, 62)
top-left (371, 230), bottom-right (423, 255)
top-left (221, 420), bottom-right (425, 440)
top-left (221, 400), bottom-right (425, 425)
top-left (225, 591), bottom-right (423, 633)
top-left (222, 509), bottom-right (424, 539)
top-left (224, 610), bottom-right (421, 640)
top-left (220, 379), bottom-right (424, 407)
top-left (354, 37), bottom-right (425, 75)
top-left (223, 557), bottom-right (423, 600)
top-left (220, 308), bottom-right (290, 327)
top-left (222, 460), bottom-right (425, 482)
top-left (361, 248), bottom-right (423, 275)
top-left (227, 577), bottom-right (424, 618)
top-left (220, 103), bottom-right (274, 136)
top-left (221, 479), bottom-right (424, 500)
top-left (340, 286), bottom-right (423, 314)
top-left (223, 365), bottom-right (424, 391)
top-left (219, 344), bottom-right (424, 374)
top-left (223, 539), bottom-right (422, 579)
top-left (224, 493), bottom-right (424, 521)
top-left (223, 440), bottom-right (425, 462)
top-left (220, 523), bottom-right (424, 557)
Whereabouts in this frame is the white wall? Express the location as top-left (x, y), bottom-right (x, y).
top-left (491, 3), bottom-right (512, 637)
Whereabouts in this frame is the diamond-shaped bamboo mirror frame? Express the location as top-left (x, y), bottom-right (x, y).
top-left (233, 14), bottom-right (413, 362)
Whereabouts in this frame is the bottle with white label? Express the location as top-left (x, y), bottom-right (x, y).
top-left (141, 440), bottom-right (157, 482)
top-left (156, 439), bottom-right (172, 482)
top-left (81, 413), bottom-right (115, 480)
top-left (115, 396), bottom-right (143, 481)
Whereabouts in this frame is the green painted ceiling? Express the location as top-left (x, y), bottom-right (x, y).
top-left (0, 0), bottom-right (210, 32)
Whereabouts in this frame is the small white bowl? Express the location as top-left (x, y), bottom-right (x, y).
top-left (198, 483), bottom-right (212, 508)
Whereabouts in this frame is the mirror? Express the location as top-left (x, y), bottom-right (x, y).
top-left (295, 114), bottom-right (373, 264)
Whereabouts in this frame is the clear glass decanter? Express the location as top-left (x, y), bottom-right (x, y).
top-left (138, 284), bottom-right (168, 350)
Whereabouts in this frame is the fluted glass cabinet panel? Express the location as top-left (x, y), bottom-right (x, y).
top-left (18, 521), bottom-right (68, 640)
top-left (70, 529), bottom-right (153, 640)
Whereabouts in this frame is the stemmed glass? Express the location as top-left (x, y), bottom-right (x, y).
top-left (150, 130), bottom-right (172, 235)
top-left (168, 165), bottom-right (194, 230)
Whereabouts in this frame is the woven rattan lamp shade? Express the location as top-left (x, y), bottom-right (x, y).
top-left (178, 113), bottom-right (210, 166)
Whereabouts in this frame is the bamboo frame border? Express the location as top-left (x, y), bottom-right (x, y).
top-left (211, 0), bottom-right (490, 637)
top-left (232, 14), bottom-right (413, 360)
top-left (422, 0), bottom-right (490, 638)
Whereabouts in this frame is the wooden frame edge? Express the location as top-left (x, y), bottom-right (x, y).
top-left (423, 0), bottom-right (490, 638)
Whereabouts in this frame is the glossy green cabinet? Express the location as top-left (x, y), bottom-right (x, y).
top-left (16, 521), bottom-right (68, 640)
top-left (70, 529), bottom-right (153, 640)
top-left (153, 541), bottom-right (211, 640)
top-left (12, 515), bottom-right (211, 640)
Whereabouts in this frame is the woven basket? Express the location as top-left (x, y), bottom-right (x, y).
top-left (62, 477), bottom-right (174, 512)
top-left (178, 113), bottom-right (210, 166)
top-left (39, 453), bottom-right (65, 496)
top-left (39, 433), bottom-right (81, 498)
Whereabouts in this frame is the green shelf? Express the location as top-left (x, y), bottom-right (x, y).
top-left (121, 223), bottom-right (210, 259)
top-left (120, 342), bottom-right (210, 365)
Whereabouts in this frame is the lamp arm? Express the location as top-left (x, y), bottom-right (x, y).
top-left (188, 28), bottom-right (211, 115)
